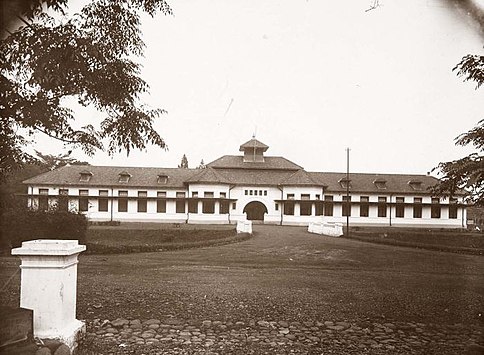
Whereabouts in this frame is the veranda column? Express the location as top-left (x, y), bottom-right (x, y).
top-left (11, 239), bottom-right (86, 350)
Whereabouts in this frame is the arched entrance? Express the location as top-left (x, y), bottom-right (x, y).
top-left (243, 201), bottom-right (268, 221)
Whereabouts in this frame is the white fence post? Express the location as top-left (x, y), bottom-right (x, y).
top-left (11, 239), bottom-right (86, 350)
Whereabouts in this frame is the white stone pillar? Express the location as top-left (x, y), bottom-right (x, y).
top-left (11, 240), bottom-right (86, 350)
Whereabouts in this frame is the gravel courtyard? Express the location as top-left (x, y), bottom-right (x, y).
top-left (1, 225), bottom-right (483, 354)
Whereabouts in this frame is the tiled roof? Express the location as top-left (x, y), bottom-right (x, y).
top-left (22, 164), bottom-right (458, 196)
top-left (214, 169), bottom-right (295, 186)
top-left (185, 167), bottom-right (231, 184)
top-left (239, 139), bottom-right (269, 151)
top-left (208, 155), bottom-right (302, 170)
top-left (280, 169), bottom-right (324, 186)
top-left (308, 172), bottom-right (455, 194)
top-left (23, 165), bottom-right (197, 188)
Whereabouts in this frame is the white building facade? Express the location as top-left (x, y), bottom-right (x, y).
top-left (24, 139), bottom-right (467, 228)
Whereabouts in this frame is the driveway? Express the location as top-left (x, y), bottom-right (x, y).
top-left (2, 225), bottom-right (482, 354)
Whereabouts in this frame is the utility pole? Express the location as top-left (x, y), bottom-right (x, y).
top-left (346, 148), bottom-right (350, 237)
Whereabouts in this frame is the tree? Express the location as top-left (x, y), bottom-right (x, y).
top-left (0, 0), bottom-right (172, 181)
top-left (432, 55), bottom-right (484, 205)
top-left (178, 154), bottom-right (189, 168)
top-left (0, 151), bottom-right (88, 210)
top-left (197, 159), bottom-right (206, 169)
top-left (35, 150), bottom-right (89, 170)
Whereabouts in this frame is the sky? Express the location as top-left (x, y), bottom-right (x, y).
top-left (33, 0), bottom-right (484, 174)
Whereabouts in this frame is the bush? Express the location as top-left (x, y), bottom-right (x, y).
top-left (0, 207), bottom-right (88, 252)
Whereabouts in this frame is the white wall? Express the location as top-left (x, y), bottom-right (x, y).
top-left (26, 185), bottom-right (467, 228)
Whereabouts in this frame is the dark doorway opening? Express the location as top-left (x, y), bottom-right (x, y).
top-left (243, 201), bottom-right (268, 221)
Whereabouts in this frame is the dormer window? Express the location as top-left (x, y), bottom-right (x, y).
top-left (79, 170), bottom-right (93, 182)
top-left (157, 174), bottom-right (168, 184)
top-left (338, 178), bottom-right (351, 189)
top-left (118, 171), bottom-right (131, 183)
top-left (373, 179), bottom-right (387, 190)
top-left (408, 180), bottom-right (423, 191)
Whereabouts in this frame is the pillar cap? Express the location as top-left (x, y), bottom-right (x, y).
top-left (11, 239), bottom-right (86, 256)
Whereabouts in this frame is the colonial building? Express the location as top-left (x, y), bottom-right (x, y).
top-left (23, 139), bottom-right (467, 228)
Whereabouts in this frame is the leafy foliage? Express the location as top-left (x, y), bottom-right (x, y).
top-left (454, 55), bottom-right (484, 89)
top-left (0, 152), bottom-right (88, 213)
top-left (0, 207), bottom-right (88, 251)
top-left (432, 53), bottom-right (484, 205)
top-left (1, 0), bottom-right (172, 180)
top-left (35, 150), bottom-right (89, 170)
top-left (178, 154), bottom-right (189, 168)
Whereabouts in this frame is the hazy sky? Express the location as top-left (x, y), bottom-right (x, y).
top-left (34, 0), bottom-right (484, 174)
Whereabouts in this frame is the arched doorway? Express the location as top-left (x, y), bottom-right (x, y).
top-left (243, 201), bottom-right (268, 221)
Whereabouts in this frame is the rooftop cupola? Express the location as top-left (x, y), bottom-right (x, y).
top-left (239, 138), bottom-right (269, 163)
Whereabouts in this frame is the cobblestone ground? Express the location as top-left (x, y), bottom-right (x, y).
top-left (80, 317), bottom-right (483, 355)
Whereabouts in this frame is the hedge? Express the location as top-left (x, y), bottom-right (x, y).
top-left (0, 207), bottom-right (87, 252)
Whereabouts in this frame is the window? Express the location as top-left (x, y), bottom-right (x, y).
top-left (39, 188), bottom-right (49, 211)
top-left (408, 180), bottom-right (423, 191)
top-left (284, 201), bottom-right (295, 215)
top-left (220, 201), bottom-right (229, 214)
top-left (79, 190), bottom-right (89, 212)
top-left (413, 197), bottom-right (422, 218)
top-left (449, 198), bottom-right (458, 219)
top-left (58, 189), bottom-right (69, 211)
top-left (255, 190), bottom-right (258, 196)
top-left (157, 191), bottom-right (166, 213)
top-left (378, 197), bottom-right (387, 217)
top-left (287, 193), bottom-right (295, 200)
top-left (275, 203), bottom-right (279, 211)
top-left (245, 190), bottom-right (248, 195)
top-left (373, 179), bottom-right (387, 190)
top-left (315, 201), bottom-right (324, 216)
top-left (192, 191), bottom-right (198, 198)
top-left (300, 201), bottom-right (312, 216)
top-left (300, 194), bottom-right (311, 216)
top-left (324, 195), bottom-right (333, 216)
top-left (188, 199), bottom-right (198, 213)
top-left (79, 171), bottom-right (92, 182)
top-left (99, 190), bottom-right (109, 212)
top-left (118, 191), bottom-right (128, 212)
top-left (157, 174), bottom-right (168, 184)
top-left (232, 202), bottom-right (236, 210)
top-left (118, 172), bottom-right (131, 183)
top-left (315, 194), bottom-right (320, 200)
top-left (250, 190), bottom-right (253, 195)
top-left (396, 197), bottom-right (405, 218)
top-left (220, 192), bottom-right (226, 198)
top-left (176, 192), bottom-right (186, 213)
top-left (431, 198), bottom-right (441, 219)
top-left (259, 190), bottom-right (263, 196)
top-left (264, 190), bottom-right (267, 196)
top-left (360, 196), bottom-right (369, 217)
top-left (342, 196), bottom-right (351, 217)
top-left (203, 192), bottom-right (215, 214)
top-left (137, 191), bottom-right (147, 213)
top-left (339, 178), bottom-right (351, 189)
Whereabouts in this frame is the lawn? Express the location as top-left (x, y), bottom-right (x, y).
top-left (85, 223), bottom-right (244, 253)
top-left (349, 227), bottom-right (484, 255)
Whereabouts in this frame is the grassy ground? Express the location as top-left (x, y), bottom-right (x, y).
top-left (85, 224), bottom-right (244, 253)
top-left (1, 225), bottom-right (482, 329)
top-left (349, 227), bottom-right (484, 255)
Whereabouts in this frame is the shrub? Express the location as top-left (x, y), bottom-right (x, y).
top-left (0, 206), bottom-right (88, 252)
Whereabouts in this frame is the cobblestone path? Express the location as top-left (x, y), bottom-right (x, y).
top-left (80, 317), bottom-right (483, 354)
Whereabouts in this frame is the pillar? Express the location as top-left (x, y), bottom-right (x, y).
top-left (11, 239), bottom-right (86, 350)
